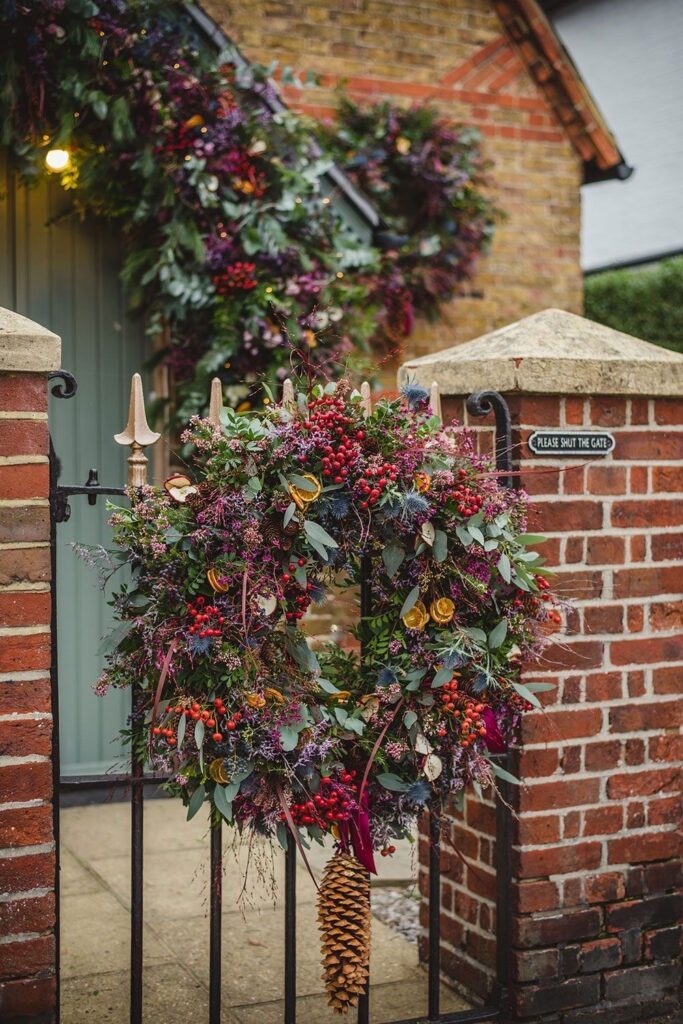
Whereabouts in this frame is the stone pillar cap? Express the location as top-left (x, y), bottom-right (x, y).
top-left (399, 308), bottom-right (683, 397)
top-left (0, 306), bottom-right (61, 372)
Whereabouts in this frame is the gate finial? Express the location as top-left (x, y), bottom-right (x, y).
top-left (208, 377), bottom-right (224, 427)
top-left (430, 381), bottom-right (442, 424)
top-left (114, 373), bottom-right (161, 487)
top-left (360, 381), bottom-right (372, 419)
top-left (282, 378), bottom-right (295, 412)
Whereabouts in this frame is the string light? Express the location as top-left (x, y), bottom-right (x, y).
top-left (45, 149), bottom-right (70, 172)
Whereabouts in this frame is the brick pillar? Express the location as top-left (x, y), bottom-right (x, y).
top-left (0, 309), bottom-right (61, 1023)
top-left (400, 309), bottom-right (683, 1023)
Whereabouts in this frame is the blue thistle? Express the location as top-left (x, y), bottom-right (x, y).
top-left (309, 582), bottom-right (326, 605)
top-left (406, 779), bottom-right (431, 806)
top-left (378, 666), bottom-right (398, 686)
top-left (326, 492), bottom-right (351, 519)
top-left (190, 634), bottom-right (213, 656)
top-left (401, 380), bottom-right (430, 410)
top-left (400, 491), bottom-right (430, 522)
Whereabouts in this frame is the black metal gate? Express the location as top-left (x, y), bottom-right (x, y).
top-left (48, 370), bottom-right (513, 1024)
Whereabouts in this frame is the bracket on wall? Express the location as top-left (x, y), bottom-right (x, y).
top-left (48, 370), bottom-right (126, 523)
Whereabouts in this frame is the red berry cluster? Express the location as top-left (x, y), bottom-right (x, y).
top-left (187, 597), bottom-right (225, 638)
top-left (453, 478), bottom-right (484, 517)
top-left (151, 724), bottom-right (177, 746)
top-left (212, 262), bottom-right (257, 294)
top-left (357, 461), bottom-right (398, 509)
top-left (281, 560), bottom-right (312, 622)
top-left (380, 844), bottom-right (397, 858)
top-left (436, 679), bottom-right (487, 746)
top-left (302, 396), bottom-right (364, 483)
top-left (154, 699), bottom-right (244, 746)
top-left (285, 772), bottom-right (358, 830)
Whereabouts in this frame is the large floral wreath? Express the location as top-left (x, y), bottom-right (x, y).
top-left (98, 379), bottom-right (558, 1009)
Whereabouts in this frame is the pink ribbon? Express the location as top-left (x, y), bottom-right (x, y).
top-left (481, 706), bottom-right (506, 754)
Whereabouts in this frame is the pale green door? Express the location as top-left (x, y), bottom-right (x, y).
top-left (0, 155), bottom-right (148, 775)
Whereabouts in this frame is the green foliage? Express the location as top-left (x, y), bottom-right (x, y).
top-left (585, 256), bottom-right (683, 354)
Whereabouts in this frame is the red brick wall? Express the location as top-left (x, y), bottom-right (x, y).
top-left (203, 0), bottom-right (583, 363)
top-left (0, 373), bottom-right (56, 1022)
top-left (420, 393), bottom-right (683, 1022)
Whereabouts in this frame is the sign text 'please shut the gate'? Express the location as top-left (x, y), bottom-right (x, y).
top-left (528, 430), bottom-right (616, 457)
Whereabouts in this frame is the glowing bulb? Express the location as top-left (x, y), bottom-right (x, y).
top-left (45, 149), bottom-right (70, 172)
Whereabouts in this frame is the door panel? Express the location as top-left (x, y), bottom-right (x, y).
top-left (0, 154), bottom-right (148, 775)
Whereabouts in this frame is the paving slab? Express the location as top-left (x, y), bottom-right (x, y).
top-left (231, 978), bottom-right (470, 1024)
top-left (60, 891), bottom-right (176, 980)
top-left (148, 901), bottom-right (421, 1006)
top-left (60, 848), bottom-right (106, 898)
top-left (61, 796), bottom-right (210, 862)
top-left (86, 842), bottom-right (308, 919)
top-left (60, 964), bottom-right (241, 1024)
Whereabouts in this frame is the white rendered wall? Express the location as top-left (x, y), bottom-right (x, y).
top-left (552, 0), bottom-right (683, 271)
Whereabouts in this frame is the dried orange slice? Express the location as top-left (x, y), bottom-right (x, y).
top-left (207, 568), bottom-right (229, 593)
top-left (288, 474), bottom-right (322, 510)
top-left (402, 600), bottom-right (430, 631)
top-left (245, 692), bottom-right (266, 709)
top-left (414, 472), bottom-right (431, 493)
top-left (429, 598), bottom-right (455, 626)
top-left (208, 757), bottom-right (229, 784)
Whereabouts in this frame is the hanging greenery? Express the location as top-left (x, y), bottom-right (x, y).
top-left (0, 0), bottom-right (379, 418)
top-left (0, 2), bottom-right (496, 417)
top-left (321, 97), bottom-right (498, 348)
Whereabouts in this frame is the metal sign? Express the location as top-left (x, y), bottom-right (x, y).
top-left (528, 430), bottom-right (615, 457)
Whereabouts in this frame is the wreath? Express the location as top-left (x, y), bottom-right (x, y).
top-left (322, 98), bottom-right (498, 347)
top-left (95, 379), bottom-right (559, 1012)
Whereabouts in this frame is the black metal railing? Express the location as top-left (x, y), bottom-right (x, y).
top-left (49, 375), bottom-right (513, 1024)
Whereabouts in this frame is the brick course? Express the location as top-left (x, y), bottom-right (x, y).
top-left (0, 371), bottom-right (56, 1022)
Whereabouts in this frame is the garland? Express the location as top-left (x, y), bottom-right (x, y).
top-left (322, 98), bottom-right (497, 347)
top-left (0, 0), bottom-right (379, 419)
top-left (93, 379), bottom-right (559, 1008)
top-left (0, 3), bottom-right (495, 416)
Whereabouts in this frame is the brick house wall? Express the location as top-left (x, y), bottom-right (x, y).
top-left (402, 309), bottom-right (683, 1022)
top-left (0, 311), bottom-right (60, 1023)
top-left (203, 0), bottom-right (585, 358)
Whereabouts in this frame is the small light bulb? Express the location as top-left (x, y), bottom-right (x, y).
top-left (322, 196), bottom-right (331, 205)
top-left (45, 149), bottom-right (70, 172)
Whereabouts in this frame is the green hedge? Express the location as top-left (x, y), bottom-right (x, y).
top-left (584, 256), bottom-right (683, 354)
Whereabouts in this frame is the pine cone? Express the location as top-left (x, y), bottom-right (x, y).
top-left (318, 852), bottom-right (371, 1013)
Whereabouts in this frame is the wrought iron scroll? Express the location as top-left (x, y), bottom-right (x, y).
top-left (465, 388), bottom-right (514, 1018)
top-left (466, 391), bottom-right (513, 488)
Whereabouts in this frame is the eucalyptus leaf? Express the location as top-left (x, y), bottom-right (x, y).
top-left (399, 585), bottom-right (421, 618)
top-left (511, 680), bottom-right (542, 709)
top-left (488, 618), bottom-right (508, 650)
top-left (279, 726), bottom-right (300, 751)
top-left (289, 473), bottom-right (318, 492)
top-left (376, 772), bottom-right (410, 793)
top-left (403, 710), bottom-right (418, 730)
top-left (431, 665), bottom-right (454, 687)
top-left (382, 541), bottom-right (405, 578)
top-left (490, 761), bottom-right (521, 786)
top-left (177, 712), bottom-right (186, 750)
top-left (498, 552), bottom-right (512, 583)
top-left (432, 529), bottom-right (448, 563)
top-left (213, 783), bottom-right (233, 823)
top-left (283, 502), bottom-right (297, 527)
top-left (304, 520), bottom-right (338, 549)
top-left (186, 784), bottom-right (205, 821)
top-left (456, 526), bottom-right (473, 547)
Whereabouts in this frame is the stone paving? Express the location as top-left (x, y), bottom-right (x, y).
top-left (59, 797), bottom-right (471, 1023)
